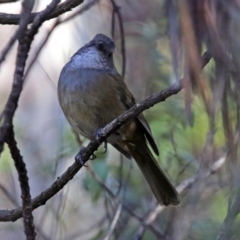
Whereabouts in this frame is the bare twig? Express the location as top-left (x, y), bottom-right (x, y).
top-left (0, 0), bottom-right (34, 65)
top-left (61, 0), bottom-right (98, 23)
top-left (0, 0), bottom-right (84, 25)
top-left (24, 0), bottom-right (99, 80)
top-left (24, 18), bottom-right (60, 79)
top-left (110, 0), bottom-right (126, 78)
top-left (103, 203), bottom-right (122, 240)
top-left (216, 182), bottom-right (240, 240)
top-left (87, 164), bottom-right (164, 238)
top-left (0, 0), bottom-right (84, 66)
top-left (133, 155), bottom-right (227, 240)
top-left (0, 0), bottom-right (61, 156)
top-left (6, 125), bottom-right (36, 240)
top-left (64, 215), bottom-right (107, 240)
top-left (0, 0), bottom-right (19, 3)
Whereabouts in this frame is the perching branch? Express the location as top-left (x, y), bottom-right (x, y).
top-left (0, 51), bottom-right (212, 222)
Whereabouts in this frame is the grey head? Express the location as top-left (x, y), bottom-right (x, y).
top-left (89, 34), bottom-right (115, 56)
top-left (70, 34), bottom-right (116, 71)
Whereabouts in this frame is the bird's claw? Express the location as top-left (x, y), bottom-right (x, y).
top-left (103, 141), bottom-right (108, 154)
top-left (94, 129), bottom-right (108, 154)
top-left (75, 128), bottom-right (106, 166)
top-left (75, 147), bottom-right (88, 167)
top-left (75, 147), bottom-right (97, 166)
top-left (94, 128), bottom-right (103, 143)
top-left (90, 153), bottom-right (97, 160)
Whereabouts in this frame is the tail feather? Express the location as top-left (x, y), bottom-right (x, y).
top-left (129, 145), bottom-right (180, 206)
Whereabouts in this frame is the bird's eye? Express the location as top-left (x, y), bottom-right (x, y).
top-left (107, 52), bottom-right (112, 58)
top-left (96, 42), bottom-right (104, 51)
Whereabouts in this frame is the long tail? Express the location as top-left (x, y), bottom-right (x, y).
top-left (129, 145), bottom-right (180, 206)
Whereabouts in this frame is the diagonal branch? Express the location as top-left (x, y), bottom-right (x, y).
top-left (103, 203), bottom-right (122, 240)
top-left (132, 155), bottom-right (227, 240)
top-left (0, 0), bottom-right (84, 25)
top-left (0, 50), bottom-right (212, 222)
top-left (0, 0), bottom-right (61, 156)
top-left (216, 185), bottom-right (240, 240)
top-left (0, 0), bottom-right (34, 64)
top-left (87, 163), bottom-right (166, 238)
top-left (0, 0), bottom-right (20, 3)
top-left (24, 0), bottom-right (99, 80)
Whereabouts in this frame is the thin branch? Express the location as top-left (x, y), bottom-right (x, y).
top-left (103, 203), bottom-right (122, 240)
top-left (87, 164), bottom-right (165, 238)
top-left (59, 0), bottom-right (98, 23)
top-left (0, 0), bottom-right (34, 65)
top-left (132, 155), bottom-right (227, 240)
top-left (0, 0), bottom-right (61, 156)
top-left (0, 0), bottom-right (84, 25)
top-left (0, 0), bottom-right (19, 3)
top-left (110, 0), bottom-right (126, 78)
top-left (216, 185), bottom-right (240, 240)
top-left (6, 125), bottom-right (36, 240)
top-left (24, 18), bottom-right (60, 79)
top-left (64, 215), bottom-right (107, 240)
top-left (24, 0), bottom-right (99, 80)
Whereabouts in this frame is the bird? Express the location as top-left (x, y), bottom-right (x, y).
top-left (57, 33), bottom-right (180, 206)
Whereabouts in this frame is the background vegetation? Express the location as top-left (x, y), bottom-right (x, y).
top-left (0, 0), bottom-right (239, 239)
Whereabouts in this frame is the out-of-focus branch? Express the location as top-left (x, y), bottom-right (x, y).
top-left (133, 155), bottom-right (227, 240)
top-left (6, 125), bottom-right (36, 239)
top-left (178, 0), bottom-right (210, 110)
top-left (103, 203), bottom-right (122, 240)
top-left (110, 0), bottom-right (126, 78)
top-left (0, 184), bottom-right (19, 207)
top-left (0, 51), bottom-right (212, 222)
top-left (0, 0), bottom-right (84, 25)
top-left (0, 0), bottom-right (61, 156)
top-left (24, 18), bottom-right (60, 79)
top-left (0, 0), bottom-right (86, 65)
top-left (87, 164), bottom-right (165, 238)
top-left (24, 0), bottom-right (99, 80)
top-left (0, 0), bottom-right (34, 73)
top-left (0, 0), bottom-right (19, 3)
top-left (60, 0), bottom-right (98, 23)
top-left (216, 177), bottom-right (240, 240)
top-left (64, 215), bottom-right (107, 240)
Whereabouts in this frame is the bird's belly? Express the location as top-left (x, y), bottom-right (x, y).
top-left (58, 69), bottom-right (128, 141)
top-left (65, 101), bottom-right (101, 139)
top-left (65, 98), bottom-right (130, 143)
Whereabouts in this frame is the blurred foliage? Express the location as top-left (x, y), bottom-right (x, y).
top-left (83, 158), bottom-right (108, 202)
top-left (1, 0), bottom-right (240, 239)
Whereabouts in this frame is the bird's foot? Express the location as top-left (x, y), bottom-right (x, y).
top-left (89, 153), bottom-right (97, 160)
top-left (75, 147), bottom-right (88, 167)
top-left (75, 147), bottom-right (98, 166)
top-left (94, 128), bottom-right (104, 143)
top-left (94, 128), bottom-right (108, 153)
top-left (102, 141), bottom-right (108, 154)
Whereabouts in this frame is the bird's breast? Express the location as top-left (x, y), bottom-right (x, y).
top-left (58, 66), bottom-right (126, 140)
